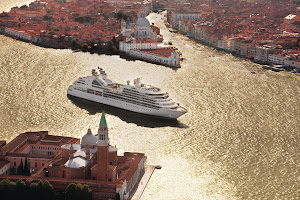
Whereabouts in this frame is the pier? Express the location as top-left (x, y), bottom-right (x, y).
top-left (130, 165), bottom-right (155, 200)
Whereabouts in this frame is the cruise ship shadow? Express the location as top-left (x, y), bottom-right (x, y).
top-left (67, 95), bottom-right (188, 128)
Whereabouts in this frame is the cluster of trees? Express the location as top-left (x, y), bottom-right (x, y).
top-left (293, 0), bottom-right (300, 4)
top-left (71, 36), bottom-right (120, 52)
top-left (0, 179), bottom-right (92, 200)
top-left (43, 15), bottom-right (53, 21)
top-left (13, 158), bottom-right (30, 176)
top-left (74, 15), bottom-right (92, 23)
top-left (54, 0), bottom-right (66, 4)
top-left (116, 11), bottom-right (133, 22)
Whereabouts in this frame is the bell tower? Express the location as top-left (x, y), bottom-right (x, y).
top-left (96, 112), bottom-right (109, 181)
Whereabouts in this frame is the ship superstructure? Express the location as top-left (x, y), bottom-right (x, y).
top-left (67, 68), bottom-right (187, 119)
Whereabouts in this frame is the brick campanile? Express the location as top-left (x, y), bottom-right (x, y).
top-left (96, 112), bottom-right (109, 182)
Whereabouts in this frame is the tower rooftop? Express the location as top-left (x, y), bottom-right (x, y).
top-left (100, 112), bottom-right (107, 127)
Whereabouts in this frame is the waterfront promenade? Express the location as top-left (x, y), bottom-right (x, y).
top-left (130, 165), bottom-right (155, 200)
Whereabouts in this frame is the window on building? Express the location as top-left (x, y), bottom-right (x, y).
top-left (35, 160), bottom-right (37, 168)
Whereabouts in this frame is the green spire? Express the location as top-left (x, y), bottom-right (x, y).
top-left (100, 112), bottom-right (107, 127)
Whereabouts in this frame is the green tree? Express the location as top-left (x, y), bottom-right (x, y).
top-left (17, 159), bottom-right (24, 175)
top-left (116, 11), bottom-right (132, 21)
top-left (107, 40), bottom-right (115, 51)
top-left (65, 183), bottom-right (77, 200)
top-left (20, 5), bottom-right (28, 9)
top-left (24, 157), bottom-right (30, 176)
top-left (0, 179), bottom-right (16, 200)
top-left (65, 26), bottom-right (71, 32)
top-left (82, 43), bottom-right (88, 50)
top-left (15, 179), bottom-right (27, 199)
top-left (65, 183), bottom-right (92, 200)
top-left (74, 16), bottom-right (92, 23)
top-left (30, 180), bottom-right (54, 200)
top-left (82, 184), bottom-right (92, 200)
top-left (43, 15), bottom-right (53, 20)
top-left (116, 193), bottom-right (121, 200)
top-left (112, 36), bottom-right (118, 48)
top-left (293, 0), bottom-right (300, 4)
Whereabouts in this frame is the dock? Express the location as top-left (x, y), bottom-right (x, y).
top-left (130, 165), bottom-right (155, 200)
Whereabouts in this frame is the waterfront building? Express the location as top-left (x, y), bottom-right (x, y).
top-left (171, 10), bottom-right (201, 29)
top-left (0, 113), bottom-right (148, 200)
top-left (4, 27), bottom-right (32, 41)
top-left (249, 45), bottom-right (281, 63)
top-left (120, 17), bottom-right (181, 67)
top-left (230, 37), bottom-right (253, 56)
top-left (268, 52), bottom-right (300, 71)
top-left (0, 160), bottom-right (10, 175)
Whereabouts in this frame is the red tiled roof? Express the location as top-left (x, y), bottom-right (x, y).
top-left (133, 47), bottom-right (176, 58)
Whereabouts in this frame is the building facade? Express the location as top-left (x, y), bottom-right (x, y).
top-left (120, 17), bottom-right (181, 67)
top-left (0, 113), bottom-right (147, 200)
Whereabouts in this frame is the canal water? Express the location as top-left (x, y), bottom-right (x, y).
top-left (0, 1), bottom-right (299, 199)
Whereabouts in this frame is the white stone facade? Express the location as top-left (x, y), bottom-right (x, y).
top-left (0, 162), bottom-right (10, 175)
top-left (119, 39), bottom-right (158, 52)
top-left (5, 27), bottom-right (32, 41)
top-left (171, 12), bottom-right (201, 29)
top-left (128, 48), bottom-right (180, 67)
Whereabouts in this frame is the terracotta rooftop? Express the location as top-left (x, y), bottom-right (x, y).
top-left (133, 47), bottom-right (176, 58)
top-left (0, 160), bottom-right (9, 169)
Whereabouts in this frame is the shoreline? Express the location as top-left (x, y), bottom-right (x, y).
top-left (167, 26), bottom-right (300, 76)
top-left (0, 32), bottom-right (120, 56)
top-left (129, 165), bottom-right (155, 200)
top-left (0, 32), bottom-right (181, 68)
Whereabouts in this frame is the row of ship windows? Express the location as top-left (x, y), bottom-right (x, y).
top-left (90, 88), bottom-right (154, 104)
top-left (104, 98), bottom-right (153, 112)
top-left (91, 85), bottom-right (153, 102)
top-left (75, 87), bottom-right (159, 109)
top-left (110, 91), bottom-right (156, 104)
top-left (91, 85), bottom-right (168, 101)
top-left (103, 93), bottom-right (160, 109)
top-left (102, 92), bottom-right (157, 106)
top-left (91, 87), bottom-right (157, 104)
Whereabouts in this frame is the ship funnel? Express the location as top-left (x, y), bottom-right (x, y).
top-left (92, 69), bottom-right (98, 76)
top-left (136, 77), bottom-right (142, 87)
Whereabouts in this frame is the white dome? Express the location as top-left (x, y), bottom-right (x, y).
top-left (136, 17), bottom-right (150, 28)
top-left (81, 128), bottom-right (97, 146)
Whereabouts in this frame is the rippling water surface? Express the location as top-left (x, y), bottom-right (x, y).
top-left (1, 1), bottom-right (300, 199)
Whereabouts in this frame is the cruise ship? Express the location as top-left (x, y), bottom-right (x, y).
top-left (67, 68), bottom-right (187, 119)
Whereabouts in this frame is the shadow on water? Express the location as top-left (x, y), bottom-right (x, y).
top-left (119, 54), bottom-right (180, 71)
top-left (67, 95), bottom-right (188, 128)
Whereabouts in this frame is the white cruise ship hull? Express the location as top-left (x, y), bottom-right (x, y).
top-left (67, 87), bottom-right (186, 119)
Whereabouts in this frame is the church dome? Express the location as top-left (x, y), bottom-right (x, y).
top-left (136, 17), bottom-right (150, 28)
top-left (81, 128), bottom-right (97, 146)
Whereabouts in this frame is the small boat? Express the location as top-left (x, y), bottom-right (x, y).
top-left (155, 165), bottom-right (162, 169)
